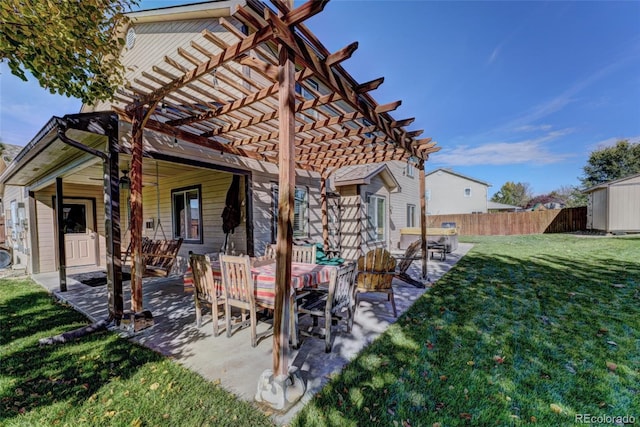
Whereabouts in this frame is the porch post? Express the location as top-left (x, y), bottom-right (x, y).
top-left (104, 126), bottom-right (123, 321)
top-left (55, 177), bottom-right (67, 292)
top-left (321, 176), bottom-right (329, 252)
top-left (273, 44), bottom-right (295, 378)
top-left (130, 106), bottom-right (144, 313)
top-left (419, 160), bottom-right (428, 280)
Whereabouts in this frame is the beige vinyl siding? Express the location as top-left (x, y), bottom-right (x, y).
top-left (385, 160), bottom-right (421, 250)
top-left (87, 17), bottom-right (247, 113)
top-left (34, 183), bottom-right (106, 273)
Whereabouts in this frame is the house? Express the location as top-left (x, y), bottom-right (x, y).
top-left (0, 1), bottom-right (438, 294)
top-left (584, 173), bottom-right (640, 233)
top-left (424, 168), bottom-right (491, 215)
top-left (330, 160), bottom-right (420, 259)
top-left (487, 201), bottom-right (521, 212)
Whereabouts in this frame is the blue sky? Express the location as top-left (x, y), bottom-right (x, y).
top-left (1, 0), bottom-right (639, 196)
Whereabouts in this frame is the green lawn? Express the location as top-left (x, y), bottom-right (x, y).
top-left (293, 234), bottom-right (640, 426)
top-left (0, 278), bottom-right (275, 427)
top-left (2, 235), bottom-right (638, 426)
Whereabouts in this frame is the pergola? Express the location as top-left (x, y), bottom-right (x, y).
top-left (114, 0), bottom-right (439, 386)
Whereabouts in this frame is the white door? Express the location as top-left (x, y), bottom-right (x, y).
top-left (63, 199), bottom-right (97, 267)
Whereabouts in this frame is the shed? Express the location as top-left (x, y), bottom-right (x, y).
top-left (584, 173), bottom-right (640, 233)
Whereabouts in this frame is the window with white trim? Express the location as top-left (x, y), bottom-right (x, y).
top-left (406, 163), bottom-right (415, 178)
top-left (366, 194), bottom-right (386, 242)
top-left (272, 185), bottom-right (309, 242)
top-left (464, 187), bottom-right (472, 197)
top-left (172, 185), bottom-right (202, 243)
top-left (295, 79), bottom-right (319, 120)
top-left (407, 204), bottom-right (416, 228)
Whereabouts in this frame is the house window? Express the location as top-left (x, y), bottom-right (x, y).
top-left (172, 185), bottom-right (202, 243)
top-left (464, 187), bottom-right (472, 197)
top-left (425, 189), bottom-right (431, 202)
top-left (366, 194), bottom-right (386, 243)
top-left (272, 185), bottom-right (309, 242)
top-left (295, 80), bottom-right (319, 120)
top-left (406, 163), bottom-right (415, 178)
top-left (407, 204), bottom-right (416, 228)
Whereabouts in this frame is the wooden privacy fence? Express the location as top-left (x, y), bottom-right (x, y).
top-left (427, 207), bottom-right (587, 236)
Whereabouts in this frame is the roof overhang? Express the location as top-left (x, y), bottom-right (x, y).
top-left (127, 0), bottom-right (243, 23)
top-left (0, 112), bottom-right (117, 191)
top-left (333, 163), bottom-right (400, 192)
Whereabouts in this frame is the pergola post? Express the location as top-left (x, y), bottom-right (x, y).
top-left (55, 177), bottom-right (67, 292)
top-left (273, 43), bottom-right (295, 377)
top-left (255, 24), bottom-right (306, 412)
top-left (105, 130), bottom-right (123, 321)
top-left (130, 106), bottom-right (144, 315)
top-left (419, 160), bottom-right (428, 280)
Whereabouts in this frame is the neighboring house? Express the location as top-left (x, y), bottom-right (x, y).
top-left (424, 168), bottom-right (491, 215)
top-left (584, 173), bottom-right (640, 233)
top-left (331, 160), bottom-right (419, 259)
top-left (487, 201), bottom-right (521, 212)
top-left (0, 1), bottom-right (436, 277)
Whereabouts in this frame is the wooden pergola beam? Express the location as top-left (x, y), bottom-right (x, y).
top-left (125, 24), bottom-right (275, 110)
top-left (375, 100), bottom-right (401, 114)
top-left (356, 77), bottom-right (384, 94)
top-left (325, 42), bottom-right (358, 67)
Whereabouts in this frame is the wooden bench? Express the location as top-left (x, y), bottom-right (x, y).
top-left (124, 237), bottom-right (183, 277)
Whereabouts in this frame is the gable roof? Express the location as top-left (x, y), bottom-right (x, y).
top-left (425, 168), bottom-right (491, 187)
top-left (333, 163), bottom-right (400, 192)
top-left (583, 172), bottom-right (640, 193)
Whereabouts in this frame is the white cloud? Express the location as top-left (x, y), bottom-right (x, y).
top-left (431, 130), bottom-right (575, 167)
top-left (513, 124), bottom-right (553, 133)
top-left (590, 135), bottom-right (640, 151)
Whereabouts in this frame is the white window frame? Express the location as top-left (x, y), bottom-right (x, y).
top-left (272, 184), bottom-right (309, 241)
top-left (295, 79), bottom-right (319, 120)
top-left (366, 193), bottom-right (386, 243)
top-left (464, 187), bottom-right (472, 197)
top-left (172, 185), bottom-right (202, 243)
top-left (406, 163), bottom-right (415, 178)
top-left (407, 204), bottom-right (416, 228)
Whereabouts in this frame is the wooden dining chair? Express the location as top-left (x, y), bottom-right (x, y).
top-left (265, 244), bottom-right (317, 264)
top-left (219, 254), bottom-right (273, 347)
top-left (292, 244), bottom-right (317, 264)
top-left (355, 248), bottom-right (397, 317)
top-left (297, 262), bottom-right (357, 352)
top-left (189, 252), bottom-right (225, 336)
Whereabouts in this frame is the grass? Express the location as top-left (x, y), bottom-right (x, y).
top-left (0, 278), bottom-right (275, 427)
top-left (293, 234), bottom-right (640, 426)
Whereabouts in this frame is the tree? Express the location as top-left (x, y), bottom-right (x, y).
top-left (0, 0), bottom-right (136, 104)
top-left (551, 185), bottom-right (587, 208)
top-left (580, 140), bottom-right (640, 188)
top-left (491, 181), bottom-right (533, 207)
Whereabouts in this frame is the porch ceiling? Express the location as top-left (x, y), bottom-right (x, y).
top-left (116, 0), bottom-right (439, 176)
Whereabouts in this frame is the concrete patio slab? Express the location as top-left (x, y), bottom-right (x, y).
top-left (31, 243), bottom-right (472, 425)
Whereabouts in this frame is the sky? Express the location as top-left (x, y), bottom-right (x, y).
top-left (1, 0), bottom-right (639, 197)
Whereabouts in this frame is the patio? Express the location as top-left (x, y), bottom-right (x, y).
top-left (32, 243), bottom-right (470, 423)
